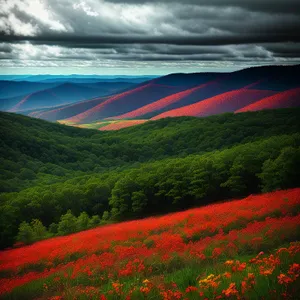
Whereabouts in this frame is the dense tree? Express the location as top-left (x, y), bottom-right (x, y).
top-left (131, 191), bottom-right (148, 214)
top-left (0, 109), bottom-right (300, 248)
top-left (48, 223), bottom-right (58, 235)
top-left (16, 219), bottom-right (47, 245)
top-left (16, 221), bottom-right (35, 245)
top-left (57, 210), bottom-right (77, 235)
top-left (89, 215), bottom-right (101, 227)
top-left (260, 147), bottom-right (300, 192)
top-left (76, 212), bottom-right (90, 231)
top-left (30, 219), bottom-right (47, 241)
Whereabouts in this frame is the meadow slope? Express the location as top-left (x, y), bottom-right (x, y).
top-left (0, 188), bottom-right (299, 299)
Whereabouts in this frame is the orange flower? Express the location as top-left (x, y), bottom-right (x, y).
top-left (241, 281), bottom-right (247, 294)
top-left (259, 266), bottom-right (275, 276)
top-left (199, 274), bottom-right (221, 289)
top-left (246, 273), bottom-right (256, 286)
top-left (277, 248), bottom-right (289, 254)
top-left (288, 263), bottom-right (300, 276)
top-left (197, 253), bottom-right (206, 260)
top-left (225, 260), bottom-right (234, 266)
top-left (112, 282), bottom-right (123, 294)
top-left (212, 247), bottom-right (222, 258)
top-left (222, 283), bottom-right (239, 297)
top-left (237, 262), bottom-right (247, 272)
top-left (223, 272), bottom-right (231, 278)
top-left (185, 286), bottom-right (198, 293)
top-left (278, 274), bottom-right (293, 285)
top-left (140, 286), bottom-right (150, 294)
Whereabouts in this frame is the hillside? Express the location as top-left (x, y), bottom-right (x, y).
top-left (28, 96), bottom-right (111, 121)
top-left (109, 83), bottom-right (211, 120)
top-left (20, 64), bottom-right (299, 129)
top-left (5, 82), bottom-right (135, 112)
top-left (236, 88), bottom-right (300, 113)
top-left (151, 88), bottom-right (276, 120)
top-left (0, 188), bottom-right (299, 299)
top-left (64, 83), bottom-right (186, 123)
top-left (0, 80), bottom-right (58, 99)
top-left (109, 78), bottom-right (263, 121)
top-left (0, 109), bottom-right (300, 249)
top-left (2, 65), bottom-right (298, 129)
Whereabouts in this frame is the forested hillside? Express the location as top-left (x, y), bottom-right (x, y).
top-left (0, 109), bottom-right (300, 248)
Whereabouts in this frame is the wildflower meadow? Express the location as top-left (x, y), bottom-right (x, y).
top-left (0, 188), bottom-right (299, 299)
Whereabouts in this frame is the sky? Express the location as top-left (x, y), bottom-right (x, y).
top-left (0, 0), bottom-right (300, 75)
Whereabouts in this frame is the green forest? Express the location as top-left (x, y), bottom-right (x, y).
top-left (0, 109), bottom-right (300, 248)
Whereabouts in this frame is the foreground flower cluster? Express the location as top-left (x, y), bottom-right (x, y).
top-left (0, 188), bottom-right (299, 299)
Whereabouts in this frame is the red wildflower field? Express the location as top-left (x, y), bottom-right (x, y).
top-left (0, 188), bottom-right (299, 299)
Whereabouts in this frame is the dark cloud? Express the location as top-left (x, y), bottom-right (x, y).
top-left (0, 0), bottom-right (299, 72)
top-left (0, 44), bottom-right (12, 53)
top-left (103, 0), bottom-right (300, 14)
top-left (2, 32), bottom-right (300, 46)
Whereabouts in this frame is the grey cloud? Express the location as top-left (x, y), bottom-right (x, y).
top-left (0, 0), bottom-right (300, 72)
top-left (2, 33), bottom-right (300, 46)
top-left (102, 0), bottom-right (300, 14)
top-left (0, 44), bottom-right (12, 53)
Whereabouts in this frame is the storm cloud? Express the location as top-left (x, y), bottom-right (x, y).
top-left (0, 0), bottom-right (299, 74)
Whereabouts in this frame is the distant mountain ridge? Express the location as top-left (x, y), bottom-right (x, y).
top-left (0, 81), bottom-right (136, 112)
top-left (0, 75), bottom-right (158, 83)
top-left (1, 65), bottom-right (300, 130)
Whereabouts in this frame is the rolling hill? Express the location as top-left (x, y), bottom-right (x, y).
top-left (0, 77), bottom-right (145, 113)
top-left (0, 107), bottom-right (299, 300)
top-left (0, 80), bottom-right (58, 99)
top-left (108, 81), bottom-right (216, 120)
top-left (16, 64), bottom-right (298, 130)
top-left (0, 108), bottom-right (299, 247)
top-left (1, 69), bottom-right (299, 300)
top-left (151, 88), bottom-right (276, 119)
top-left (236, 88), bottom-right (300, 113)
top-left (6, 82), bottom-right (135, 112)
top-left (28, 95), bottom-right (111, 121)
top-left (1, 65), bottom-right (300, 130)
top-left (64, 83), bottom-right (186, 123)
top-left (110, 80), bottom-right (267, 120)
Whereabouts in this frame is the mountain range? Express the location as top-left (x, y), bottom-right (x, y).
top-left (1, 65), bottom-right (300, 130)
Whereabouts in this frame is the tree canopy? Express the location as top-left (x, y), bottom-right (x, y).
top-left (0, 108), bottom-right (299, 248)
